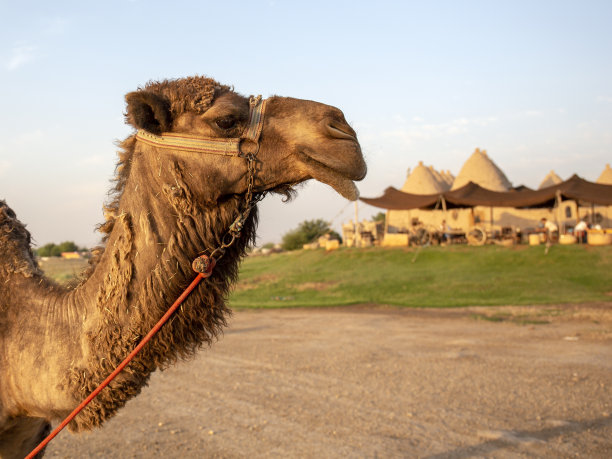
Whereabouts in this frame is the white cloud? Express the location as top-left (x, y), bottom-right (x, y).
top-left (369, 115), bottom-right (500, 144)
top-left (6, 44), bottom-right (37, 71)
top-left (4, 18), bottom-right (68, 71)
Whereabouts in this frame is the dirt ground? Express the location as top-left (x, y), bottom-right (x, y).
top-left (46, 303), bottom-right (612, 458)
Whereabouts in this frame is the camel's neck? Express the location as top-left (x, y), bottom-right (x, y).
top-left (81, 155), bottom-right (251, 343)
top-left (7, 140), bottom-right (257, 430)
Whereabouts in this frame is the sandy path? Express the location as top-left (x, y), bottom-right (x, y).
top-left (46, 304), bottom-right (612, 458)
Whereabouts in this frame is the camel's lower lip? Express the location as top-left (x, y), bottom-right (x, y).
top-left (296, 150), bottom-right (361, 201)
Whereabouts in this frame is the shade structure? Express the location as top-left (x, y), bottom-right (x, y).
top-left (361, 175), bottom-right (612, 210)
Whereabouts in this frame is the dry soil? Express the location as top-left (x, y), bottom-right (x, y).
top-left (46, 303), bottom-right (612, 458)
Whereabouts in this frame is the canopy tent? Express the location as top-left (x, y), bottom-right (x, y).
top-left (360, 175), bottom-right (612, 210)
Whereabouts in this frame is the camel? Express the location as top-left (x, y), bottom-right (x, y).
top-left (0, 76), bottom-right (366, 458)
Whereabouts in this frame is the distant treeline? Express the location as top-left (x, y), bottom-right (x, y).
top-left (36, 241), bottom-right (87, 257)
top-left (281, 219), bottom-right (342, 251)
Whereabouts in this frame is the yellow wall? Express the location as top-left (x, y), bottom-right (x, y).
top-left (386, 200), bottom-right (611, 234)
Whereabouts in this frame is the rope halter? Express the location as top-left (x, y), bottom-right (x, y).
top-left (135, 95), bottom-right (269, 268)
top-left (135, 95), bottom-right (267, 157)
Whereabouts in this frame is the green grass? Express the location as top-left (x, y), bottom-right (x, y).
top-left (39, 245), bottom-right (612, 309)
top-left (229, 245), bottom-right (612, 308)
top-left (38, 257), bottom-right (89, 284)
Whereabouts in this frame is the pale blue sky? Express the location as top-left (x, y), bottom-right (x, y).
top-left (1, 1), bottom-right (611, 247)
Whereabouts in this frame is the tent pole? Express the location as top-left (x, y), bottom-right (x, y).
top-left (555, 190), bottom-right (562, 233)
top-left (384, 209), bottom-right (389, 237)
top-left (574, 200), bottom-right (580, 227)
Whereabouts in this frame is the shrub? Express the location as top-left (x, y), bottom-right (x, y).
top-left (372, 212), bottom-right (386, 223)
top-left (281, 219), bottom-right (332, 251)
top-left (36, 241), bottom-right (82, 257)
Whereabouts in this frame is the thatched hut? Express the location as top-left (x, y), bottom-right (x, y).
top-left (539, 170), bottom-right (563, 189)
top-left (440, 170), bottom-right (455, 188)
top-left (369, 150), bottom-right (612, 244)
top-left (591, 164), bottom-right (612, 225)
top-left (386, 149), bottom-right (523, 236)
top-left (401, 161), bottom-right (448, 194)
top-left (597, 164), bottom-right (612, 185)
top-left (451, 148), bottom-right (511, 191)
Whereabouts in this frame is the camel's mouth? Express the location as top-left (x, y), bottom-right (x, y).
top-left (297, 145), bottom-right (367, 201)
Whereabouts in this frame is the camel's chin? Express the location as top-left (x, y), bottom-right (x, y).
top-left (324, 176), bottom-right (360, 201)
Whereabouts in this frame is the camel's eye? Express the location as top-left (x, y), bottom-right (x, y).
top-left (215, 116), bottom-right (237, 130)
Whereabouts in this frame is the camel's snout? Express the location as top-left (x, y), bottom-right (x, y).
top-left (265, 96), bottom-right (367, 199)
top-left (317, 111), bottom-right (366, 182)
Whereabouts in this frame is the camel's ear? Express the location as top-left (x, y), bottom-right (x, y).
top-left (125, 91), bottom-right (172, 134)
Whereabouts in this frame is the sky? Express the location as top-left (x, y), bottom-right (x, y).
top-left (1, 0), bottom-right (611, 248)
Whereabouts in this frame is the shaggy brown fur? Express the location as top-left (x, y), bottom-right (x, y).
top-left (0, 75), bottom-right (365, 458)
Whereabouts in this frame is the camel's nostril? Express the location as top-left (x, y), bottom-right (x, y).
top-left (325, 120), bottom-right (357, 141)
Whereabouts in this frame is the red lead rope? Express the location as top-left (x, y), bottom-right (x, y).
top-left (26, 256), bottom-right (215, 459)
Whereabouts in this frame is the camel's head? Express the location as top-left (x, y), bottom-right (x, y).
top-left (125, 76), bottom-right (366, 204)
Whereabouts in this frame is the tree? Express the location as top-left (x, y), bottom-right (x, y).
top-left (57, 241), bottom-right (79, 253)
top-left (37, 243), bottom-right (59, 257)
top-left (36, 241), bottom-right (82, 257)
top-left (281, 219), bottom-right (333, 251)
top-left (372, 212), bottom-right (386, 224)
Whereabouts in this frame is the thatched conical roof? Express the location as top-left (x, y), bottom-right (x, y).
top-left (597, 164), bottom-right (612, 185)
top-left (441, 169), bottom-right (455, 187)
top-left (538, 170), bottom-right (563, 189)
top-left (451, 148), bottom-right (512, 191)
top-left (401, 161), bottom-right (447, 194)
top-left (428, 166), bottom-right (451, 191)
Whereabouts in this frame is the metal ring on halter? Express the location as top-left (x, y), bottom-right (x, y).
top-left (237, 137), bottom-right (261, 157)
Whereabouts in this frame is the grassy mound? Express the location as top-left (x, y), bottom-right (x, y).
top-left (230, 245), bottom-right (612, 308)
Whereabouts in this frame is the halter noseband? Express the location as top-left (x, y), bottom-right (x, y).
top-left (134, 95), bottom-right (267, 157)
